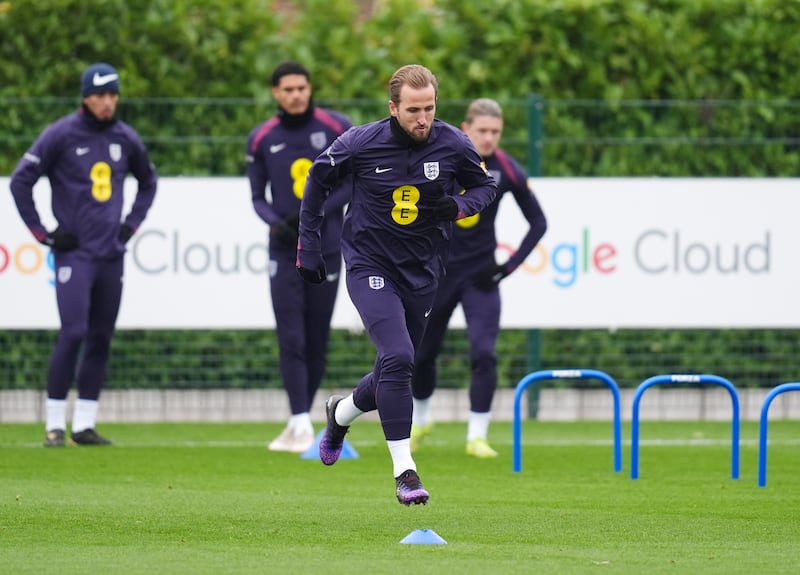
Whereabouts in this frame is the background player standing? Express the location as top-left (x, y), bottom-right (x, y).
top-left (246, 62), bottom-right (353, 453)
top-left (410, 98), bottom-right (547, 458)
top-left (9, 62), bottom-right (158, 447)
top-left (296, 65), bottom-right (497, 504)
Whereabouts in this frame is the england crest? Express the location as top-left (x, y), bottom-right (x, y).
top-left (368, 276), bottom-right (385, 290)
top-left (58, 266), bottom-right (72, 284)
top-left (423, 162), bottom-right (440, 180)
top-left (109, 143), bottom-right (122, 162)
top-left (310, 131), bottom-right (327, 150)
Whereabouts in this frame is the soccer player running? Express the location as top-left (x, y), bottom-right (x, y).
top-left (411, 98), bottom-right (547, 458)
top-left (296, 65), bottom-right (497, 505)
top-left (10, 63), bottom-right (158, 447)
top-left (246, 62), bottom-right (353, 453)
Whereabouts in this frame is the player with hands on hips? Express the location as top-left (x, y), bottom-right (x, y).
top-left (9, 62), bottom-right (158, 447)
top-left (297, 65), bottom-right (497, 505)
top-left (411, 98), bottom-right (547, 458)
top-left (246, 61), bottom-right (353, 453)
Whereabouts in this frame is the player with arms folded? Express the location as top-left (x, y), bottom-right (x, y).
top-left (296, 65), bottom-right (497, 505)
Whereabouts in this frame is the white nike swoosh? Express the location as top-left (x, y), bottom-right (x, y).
top-left (270, 143), bottom-right (287, 153)
top-left (93, 72), bottom-right (119, 86)
top-left (76, 147), bottom-right (90, 156)
top-left (424, 308), bottom-right (432, 317)
top-left (375, 166), bottom-right (393, 174)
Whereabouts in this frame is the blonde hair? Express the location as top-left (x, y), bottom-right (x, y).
top-left (465, 98), bottom-right (503, 124)
top-left (389, 64), bottom-right (439, 105)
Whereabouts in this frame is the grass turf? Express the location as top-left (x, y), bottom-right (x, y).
top-left (1, 420), bottom-right (799, 574)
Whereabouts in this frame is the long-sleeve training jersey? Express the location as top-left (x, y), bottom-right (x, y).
top-left (299, 116), bottom-right (497, 290)
top-left (448, 148), bottom-right (547, 271)
top-left (246, 106), bottom-right (352, 255)
top-left (10, 108), bottom-right (157, 259)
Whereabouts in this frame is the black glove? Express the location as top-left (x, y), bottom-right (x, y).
top-left (272, 212), bottom-right (300, 247)
top-left (432, 196), bottom-right (458, 221)
top-left (474, 263), bottom-right (510, 292)
top-left (42, 228), bottom-right (79, 252)
top-left (118, 223), bottom-right (135, 245)
top-left (297, 262), bottom-right (327, 284)
top-left (296, 249), bottom-right (327, 284)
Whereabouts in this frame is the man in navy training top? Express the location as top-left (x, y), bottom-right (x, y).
top-left (296, 64), bottom-right (497, 505)
top-left (10, 62), bottom-right (158, 447)
top-left (411, 98), bottom-right (547, 458)
top-left (247, 61), bottom-right (353, 453)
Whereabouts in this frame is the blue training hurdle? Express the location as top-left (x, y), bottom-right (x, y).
top-left (758, 382), bottom-right (800, 487)
top-left (513, 369), bottom-right (622, 474)
top-left (630, 374), bottom-right (740, 480)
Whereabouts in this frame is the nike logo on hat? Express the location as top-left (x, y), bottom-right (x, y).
top-left (93, 72), bottom-right (119, 86)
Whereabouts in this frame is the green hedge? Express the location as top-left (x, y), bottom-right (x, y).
top-left (3, 0), bottom-right (799, 100)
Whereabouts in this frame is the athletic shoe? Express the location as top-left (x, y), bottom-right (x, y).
top-left (44, 429), bottom-right (65, 448)
top-left (268, 427), bottom-right (316, 453)
top-left (70, 428), bottom-right (112, 446)
top-left (319, 395), bottom-right (349, 465)
top-left (395, 469), bottom-right (429, 506)
top-left (466, 438), bottom-right (498, 459)
top-left (410, 423), bottom-right (433, 453)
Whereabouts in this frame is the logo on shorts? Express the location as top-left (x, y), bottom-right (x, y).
top-left (423, 162), bottom-right (439, 180)
top-left (58, 266), bottom-right (72, 284)
top-left (368, 276), bottom-right (384, 290)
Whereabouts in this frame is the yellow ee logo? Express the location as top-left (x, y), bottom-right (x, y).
top-left (391, 185), bottom-right (420, 225)
top-left (90, 162), bottom-right (113, 202)
top-left (291, 158), bottom-right (313, 199)
top-left (456, 188), bottom-right (479, 228)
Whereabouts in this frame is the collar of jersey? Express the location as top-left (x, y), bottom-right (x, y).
top-left (79, 105), bottom-right (118, 131)
top-left (277, 101), bottom-right (315, 128)
top-left (389, 116), bottom-right (431, 149)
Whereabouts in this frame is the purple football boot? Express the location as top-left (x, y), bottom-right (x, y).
top-left (319, 395), bottom-right (349, 465)
top-left (395, 469), bottom-right (429, 506)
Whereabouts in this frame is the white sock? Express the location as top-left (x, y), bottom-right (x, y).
top-left (334, 394), bottom-right (363, 427)
top-left (387, 438), bottom-right (416, 477)
top-left (72, 398), bottom-right (99, 433)
top-left (412, 397), bottom-right (431, 427)
top-left (289, 412), bottom-right (313, 435)
top-left (467, 411), bottom-right (491, 442)
top-left (46, 398), bottom-right (67, 432)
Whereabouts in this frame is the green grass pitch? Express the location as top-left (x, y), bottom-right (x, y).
top-left (1, 420), bottom-right (798, 574)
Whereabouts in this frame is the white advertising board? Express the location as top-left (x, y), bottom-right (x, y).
top-left (1, 177), bottom-right (798, 329)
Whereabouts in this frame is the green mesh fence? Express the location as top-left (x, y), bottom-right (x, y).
top-left (2, 329), bottom-right (799, 391)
